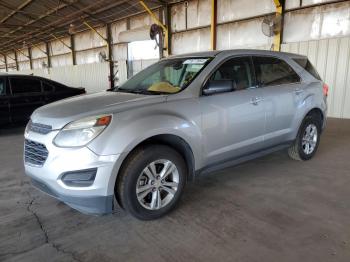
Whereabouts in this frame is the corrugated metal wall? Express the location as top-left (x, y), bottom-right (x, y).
top-left (282, 1), bottom-right (350, 119)
top-left (282, 37), bottom-right (350, 119)
top-left (8, 63), bottom-right (109, 93)
top-left (171, 0), bottom-right (275, 54)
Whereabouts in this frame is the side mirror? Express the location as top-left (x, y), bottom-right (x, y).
top-left (106, 86), bottom-right (118, 92)
top-left (203, 80), bottom-right (234, 95)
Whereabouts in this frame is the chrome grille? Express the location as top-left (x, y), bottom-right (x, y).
top-left (29, 122), bottom-right (52, 135)
top-left (24, 139), bottom-right (49, 166)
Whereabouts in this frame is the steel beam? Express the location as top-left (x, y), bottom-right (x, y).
top-left (31, 43), bottom-right (47, 55)
top-left (51, 34), bottom-right (72, 50)
top-left (211, 0), bottom-right (217, 50)
top-left (83, 21), bottom-right (108, 45)
top-left (70, 35), bottom-right (76, 65)
top-left (164, 3), bottom-right (172, 55)
top-left (107, 24), bottom-right (115, 88)
top-left (28, 47), bottom-right (33, 70)
top-left (14, 51), bottom-right (19, 71)
top-left (46, 42), bottom-right (51, 68)
top-left (273, 0), bottom-right (283, 51)
top-left (0, 1), bottom-right (70, 41)
top-left (139, 0), bottom-right (168, 56)
top-left (0, 0), bottom-right (33, 25)
top-left (4, 55), bottom-right (8, 72)
top-left (15, 49), bottom-right (30, 59)
top-left (0, 0), bottom-right (126, 52)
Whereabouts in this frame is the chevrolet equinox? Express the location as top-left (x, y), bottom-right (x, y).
top-left (24, 50), bottom-right (328, 220)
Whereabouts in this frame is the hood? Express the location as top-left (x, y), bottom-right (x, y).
top-left (31, 91), bottom-right (167, 129)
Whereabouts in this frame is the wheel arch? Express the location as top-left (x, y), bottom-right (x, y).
top-left (113, 134), bottom-right (196, 201)
top-left (303, 107), bottom-right (325, 130)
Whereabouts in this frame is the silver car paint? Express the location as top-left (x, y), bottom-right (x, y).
top-left (25, 49), bottom-right (327, 214)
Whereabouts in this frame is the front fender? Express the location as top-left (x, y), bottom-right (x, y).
top-left (90, 110), bottom-right (202, 195)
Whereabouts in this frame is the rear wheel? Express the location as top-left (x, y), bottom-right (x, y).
top-left (116, 145), bottom-right (186, 220)
top-left (288, 113), bottom-right (322, 161)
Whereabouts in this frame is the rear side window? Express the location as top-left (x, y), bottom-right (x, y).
top-left (51, 81), bottom-right (70, 92)
top-left (0, 78), bottom-right (5, 95)
top-left (253, 56), bottom-right (300, 87)
top-left (10, 77), bottom-right (41, 94)
top-left (293, 58), bottom-right (321, 80)
top-left (42, 81), bottom-right (55, 92)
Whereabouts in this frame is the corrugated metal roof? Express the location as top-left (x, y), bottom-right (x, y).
top-left (0, 0), bottom-right (176, 54)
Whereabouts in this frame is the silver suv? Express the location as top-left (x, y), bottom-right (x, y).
top-left (24, 50), bottom-right (327, 220)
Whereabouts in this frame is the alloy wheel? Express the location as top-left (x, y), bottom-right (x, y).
top-left (136, 159), bottom-right (179, 210)
top-left (302, 123), bottom-right (318, 155)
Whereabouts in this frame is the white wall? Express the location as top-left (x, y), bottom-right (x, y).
top-left (8, 63), bottom-right (110, 93)
top-left (171, 0), bottom-right (275, 54)
top-left (283, 1), bottom-right (350, 42)
top-left (282, 1), bottom-right (350, 119)
top-left (282, 36), bottom-right (350, 119)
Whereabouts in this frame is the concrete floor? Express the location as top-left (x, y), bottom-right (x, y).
top-left (0, 118), bottom-right (350, 262)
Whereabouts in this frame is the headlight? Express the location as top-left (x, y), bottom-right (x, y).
top-left (54, 115), bottom-right (112, 147)
top-left (24, 120), bottom-right (32, 137)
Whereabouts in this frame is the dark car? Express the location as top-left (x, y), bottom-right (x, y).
top-left (0, 74), bottom-right (85, 125)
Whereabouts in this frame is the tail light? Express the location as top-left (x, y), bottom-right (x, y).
top-left (323, 83), bottom-right (329, 97)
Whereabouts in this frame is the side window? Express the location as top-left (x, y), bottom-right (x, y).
top-left (209, 57), bottom-right (254, 91)
top-left (10, 77), bottom-right (41, 94)
top-left (42, 81), bottom-right (55, 92)
top-left (52, 82), bottom-right (70, 92)
top-left (0, 78), bottom-right (5, 95)
top-left (293, 58), bottom-right (321, 80)
top-left (253, 56), bottom-right (300, 87)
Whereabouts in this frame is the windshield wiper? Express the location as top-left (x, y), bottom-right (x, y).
top-left (114, 88), bottom-right (167, 95)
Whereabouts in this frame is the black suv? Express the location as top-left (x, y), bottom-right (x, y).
top-left (0, 74), bottom-right (85, 126)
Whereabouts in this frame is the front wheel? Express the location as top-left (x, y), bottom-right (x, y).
top-left (288, 114), bottom-right (322, 161)
top-left (116, 145), bottom-right (187, 220)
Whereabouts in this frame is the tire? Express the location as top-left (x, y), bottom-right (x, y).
top-left (116, 145), bottom-right (187, 220)
top-left (288, 113), bottom-right (322, 161)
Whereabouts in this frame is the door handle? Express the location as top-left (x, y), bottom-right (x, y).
top-left (295, 88), bottom-right (304, 94)
top-left (250, 97), bottom-right (263, 105)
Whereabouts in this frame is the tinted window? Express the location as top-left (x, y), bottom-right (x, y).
top-left (10, 78), bottom-right (41, 94)
top-left (210, 57), bottom-right (254, 91)
top-left (253, 56), bottom-right (300, 86)
top-left (0, 78), bottom-right (5, 95)
top-left (49, 81), bottom-right (71, 92)
top-left (42, 81), bottom-right (55, 92)
top-left (293, 58), bottom-right (321, 80)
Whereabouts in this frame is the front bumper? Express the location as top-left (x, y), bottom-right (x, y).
top-left (30, 176), bottom-right (114, 214)
top-left (24, 130), bottom-right (120, 215)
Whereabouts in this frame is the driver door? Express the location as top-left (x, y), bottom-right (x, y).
top-left (200, 56), bottom-right (266, 165)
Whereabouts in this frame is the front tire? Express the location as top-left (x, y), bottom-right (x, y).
top-left (116, 145), bottom-right (187, 220)
top-left (288, 113), bottom-right (322, 161)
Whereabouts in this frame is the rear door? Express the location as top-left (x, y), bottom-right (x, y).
top-left (9, 76), bottom-right (44, 123)
top-left (0, 77), bottom-right (10, 125)
top-left (253, 56), bottom-right (303, 147)
top-left (42, 80), bottom-right (57, 104)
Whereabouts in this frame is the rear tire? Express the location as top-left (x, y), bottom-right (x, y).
top-left (116, 145), bottom-right (187, 220)
top-left (288, 113), bottom-right (322, 161)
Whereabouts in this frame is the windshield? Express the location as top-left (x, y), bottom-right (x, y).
top-left (116, 57), bottom-right (211, 95)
